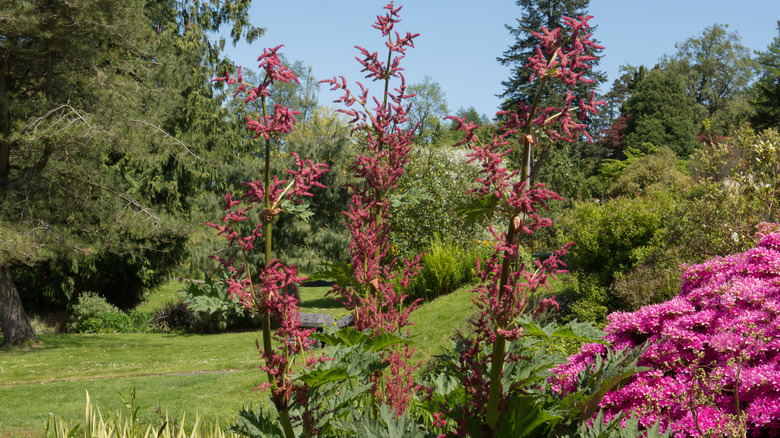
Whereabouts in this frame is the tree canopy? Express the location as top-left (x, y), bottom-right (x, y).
top-left (751, 21), bottom-right (780, 131)
top-left (660, 23), bottom-right (757, 133)
top-left (0, 0), bottom-right (261, 345)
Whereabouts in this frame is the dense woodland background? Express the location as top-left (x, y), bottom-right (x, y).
top-left (2, 0), bottom-right (780, 344)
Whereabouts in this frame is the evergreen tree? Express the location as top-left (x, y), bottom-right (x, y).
top-left (0, 0), bottom-right (261, 345)
top-left (498, 0), bottom-right (605, 114)
top-left (751, 21), bottom-right (780, 131)
top-left (622, 67), bottom-right (699, 157)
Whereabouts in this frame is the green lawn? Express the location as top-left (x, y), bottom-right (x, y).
top-left (0, 275), bottom-right (571, 436)
top-left (0, 280), bottom-right (480, 435)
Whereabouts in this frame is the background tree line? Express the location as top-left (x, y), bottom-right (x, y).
top-left (3, 0), bottom-right (780, 345)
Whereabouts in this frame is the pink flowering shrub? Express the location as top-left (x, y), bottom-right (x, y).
top-left (552, 223), bottom-right (780, 437)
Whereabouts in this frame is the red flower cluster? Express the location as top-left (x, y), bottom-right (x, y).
top-left (321, 1), bottom-right (422, 416)
top-left (209, 48), bottom-right (329, 428)
top-left (437, 14), bottom-right (604, 435)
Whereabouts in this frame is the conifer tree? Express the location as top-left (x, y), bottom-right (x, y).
top-left (751, 21), bottom-right (780, 131)
top-left (0, 0), bottom-right (261, 345)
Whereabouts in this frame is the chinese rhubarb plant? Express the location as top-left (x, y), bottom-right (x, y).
top-left (427, 15), bottom-right (604, 437)
top-left (320, 2), bottom-right (425, 416)
top-left (552, 223), bottom-right (780, 437)
top-left (207, 4), bottom-right (624, 437)
top-left (208, 46), bottom-right (329, 438)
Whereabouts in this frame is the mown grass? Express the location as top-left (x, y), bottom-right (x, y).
top-left (1, 275), bottom-right (569, 435)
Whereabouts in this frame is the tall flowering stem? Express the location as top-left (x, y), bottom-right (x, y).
top-left (209, 47), bottom-right (329, 438)
top-left (445, 16), bottom-right (603, 435)
top-left (320, 2), bottom-right (424, 415)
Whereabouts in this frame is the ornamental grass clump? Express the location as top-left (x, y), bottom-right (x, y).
top-left (552, 223), bottom-right (780, 436)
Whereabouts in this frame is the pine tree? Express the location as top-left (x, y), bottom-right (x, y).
top-left (498, 0), bottom-right (605, 114)
top-left (0, 0), bottom-right (261, 345)
top-left (751, 21), bottom-right (780, 131)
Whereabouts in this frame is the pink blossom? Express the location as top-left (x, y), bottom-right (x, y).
top-left (552, 228), bottom-right (780, 436)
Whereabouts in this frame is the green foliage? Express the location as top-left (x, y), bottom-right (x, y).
top-left (750, 21), bottom-right (780, 131)
top-left (556, 191), bottom-right (674, 290)
top-left (332, 405), bottom-right (431, 438)
top-left (230, 327), bottom-right (406, 437)
top-left (68, 292), bottom-right (133, 334)
top-left (604, 146), bottom-right (690, 197)
top-left (178, 277), bottom-right (252, 332)
top-left (660, 23), bottom-right (757, 133)
top-left (389, 145), bottom-right (482, 260)
top-left (557, 274), bottom-right (610, 324)
top-left (45, 391), bottom-right (241, 438)
top-left (1, 0), bottom-right (262, 340)
top-left (563, 410), bottom-right (670, 438)
top-left (553, 190), bottom-right (680, 318)
top-left (402, 236), bottom-right (494, 301)
top-left (623, 67), bottom-right (699, 157)
top-left (407, 75), bottom-right (449, 146)
top-left (417, 318), bottom-right (611, 436)
top-left (152, 299), bottom-right (195, 333)
top-left (532, 140), bottom-right (591, 204)
top-left (610, 263), bottom-right (681, 310)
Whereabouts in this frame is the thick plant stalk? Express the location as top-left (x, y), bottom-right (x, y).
top-left (260, 95), bottom-right (296, 438)
top-left (484, 61), bottom-right (552, 435)
top-left (260, 95), bottom-right (276, 386)
top-left (210, 46), bottom-right (328, 438)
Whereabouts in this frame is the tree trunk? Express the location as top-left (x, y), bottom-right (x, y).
top-left (0, 265), bottom-right (38, 346)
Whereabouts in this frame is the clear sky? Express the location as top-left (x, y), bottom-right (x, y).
top-left (218, 1), bottom-right (780, 119)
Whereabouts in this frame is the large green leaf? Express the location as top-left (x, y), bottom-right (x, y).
top-left (311, 327), bottom-right (406, 352)
top-left (455, 194), bottom-right (500, 227)
top-left (295, 367), bottom-right (350, 388)
top-left (496, 395), bottom-right (562, 438)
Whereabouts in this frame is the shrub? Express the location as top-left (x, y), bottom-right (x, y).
top-left (402, 235), bottom-right (494, 301)
top-left (610, 262), bottom-right (681, 310)
top-left (388, 146), bottom-right (481, 260)
top-left (68, 292), bottom-right (133, 333)
top-left (178, 277), bottom-right (254, 331)
top-left (551, 226), bottom-right (780, 436)
top-left (556, 191), bottom-right (676, 289)
top-left (606, 146), bottom-right (690, 197)
top-left (557, 273), bottom-right (610, 324)
top-left (127, 309), bottom-right (153, 332)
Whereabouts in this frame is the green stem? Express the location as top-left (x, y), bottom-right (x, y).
top-left (259, 94), bottom-right (296, 438)
top-left (485, 51), bottom-right (557, 435)
top-left (278, 410), bottom-right (296, 438)
top-left (484, 222), bottom-right (517, 433)
top-left (260, 95), bottom-right (275, 387)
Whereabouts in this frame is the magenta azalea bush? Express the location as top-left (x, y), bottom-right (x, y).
top-left (552, 223), bottom-right (780, 437)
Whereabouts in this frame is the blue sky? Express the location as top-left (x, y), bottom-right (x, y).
top-left (218, 1), bottom-right (780, 119)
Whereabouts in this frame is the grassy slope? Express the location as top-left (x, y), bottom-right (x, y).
top-left (0, 280), bottom-right (478, 434)
top-left (1, 275), bottom-right (570, 434)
